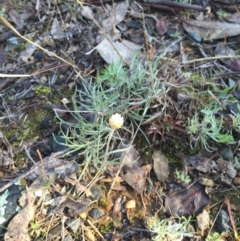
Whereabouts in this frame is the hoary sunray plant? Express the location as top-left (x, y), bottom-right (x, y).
top-left (54, 54), bottom-right (173, 174)
top-left (187, 107), bottom-right (235, 152)
top-left (144, 215), bottom-right (194, 241)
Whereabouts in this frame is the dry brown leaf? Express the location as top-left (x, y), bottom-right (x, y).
top-left (165, 182), bottom-right (210, 216)
top-left (218, 160), bottom-right (237, 178)
top-left (183, 20), bottom-right (240, 40)
top-left (102, 0), bottom-right (129, 32)
top-left (96, 38), bottom-right (142, 64)
top-left (18, 40), bottom-right (40, 63)
top-left (152, 149), bottom-right (169, 182)
top-left (59, 198), bottom-right (90, 218)
top-left (64, 177), bottom-right (92, 197)
top-left (156, 18), bottom-right (168, 35)
top-left (51, 17), bottom-right (65, 40)
top-left (8, 9), bottom-right (24, 29)
top-left (4, 186), bottom-right (35, 241)
top-left (120, 165), bottom-right (146, 194)
top-left (186, 155), bottom-right (219, 173)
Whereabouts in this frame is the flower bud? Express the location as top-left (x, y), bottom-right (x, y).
top-left (109, 113), bottom-right (124, 130)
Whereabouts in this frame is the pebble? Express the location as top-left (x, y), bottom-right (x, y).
top-left (90, 186), bottom-right (103, 201)
top-left (220, 148), bottom-right (233, 160)
top-left (65, 218), bottom-right (81, 233)
top-left (125, 200), bottom-right (136, 209)
top-left (64, 234), bottom-right (73, 241)
top-left (48, 135), bottom-right (69, 152)
top-left (89, 208), bottom-right (104, 220)
top-left (216, 210), bottom-right (230, 233)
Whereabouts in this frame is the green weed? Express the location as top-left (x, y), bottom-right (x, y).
top-left (145, 215), bottom-right (194, 241)
top-left (187, 107), bottom-right (235, 151)
top-left (175, 170), bottom-right (191, 184)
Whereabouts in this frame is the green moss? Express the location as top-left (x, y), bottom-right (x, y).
top-left (33, 86), bottom-right (51, 96)
top-left (98, 197), bottom-right (110, 209)
top-left (99, 221), bottom-right (114, 233)
top-left (3, 109), bottom-right (47, 163)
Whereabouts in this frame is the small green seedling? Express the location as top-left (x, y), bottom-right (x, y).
top-left (175, 170), bottom-right (191, 184)
top-left (188, 107), bottom-right (235, 151)
top-left (206, 232), bottom-right (227, 241)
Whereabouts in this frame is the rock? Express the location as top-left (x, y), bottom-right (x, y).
top-left (64, 234), bottom-right (73, 241)
top-left (89, 208), bottom-right (104, 220)
top-left (233, 177), bottom-right (240, 185)
top-left (125, 200), bottom-right (136, 209)
top-left (65, 218), bottom-right (81, 233)
top-left (0, 184), bottom-right (21, 234)
top-left (90, 186), bottom-right (103, 201)
top-left (220, 148), bottom-right (233, 160)
top-left (48, 135), bottom-right (69, 152)
top-left (188, 32), bottom-right (201, 43)
top-left (197, 210), bottom-right (210, 231)
top-left (216, 210), bottom-right (230, 233)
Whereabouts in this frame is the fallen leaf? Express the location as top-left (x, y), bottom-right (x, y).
top-left (81, 6), bottom-right (94, 20)
top-left (230, 59), bottom-right (240, 71)
top-left (125, 200), bottom-right (136, 209)
top-left (120, 164), bottom-right (146, 194)
top-left (165, 181), bottom-right (210, 216)
top-left (95, 38), bottom-right (142, 64)
top-left (156, 18), bottom-right (168, 35)
top-left (102, 0), bottom-right (129, 32)
top-left (18, 40), bottom-right (41, 63)
top-left (8, 9), bottom-right (24, 29)
top-left (4, 186), bottom-right (35, 241)
top-left (186, 155), bottom-right (219, 173)
top-left (152, 149), bottom-right (169, 182)
top-left (51, 17), bottom-right (65, 40)
top-left (64, 177), bottom-right (92, 197)
top-left (59, 198), bottom-right (90, 217)
top-left (183, 20), bottom-right (240, 40)
top-left (214, 43), bottom-right (235, 68)
top-left (110, 142), bottom-right (147, 194)
top-left (27, 156), bottom-right (79, 180)
top-left (218, 160), bottom-right (237, 178)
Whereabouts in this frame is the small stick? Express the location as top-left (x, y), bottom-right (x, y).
top-left (225, 197), bottom-right (239, 240)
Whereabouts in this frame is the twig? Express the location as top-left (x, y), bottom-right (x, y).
top-left (0, 150), bottom-right (68, 193)
top-left (146, 0), bottom-right (208, 12)
top-left (225, 197), bottom-right (239, 240)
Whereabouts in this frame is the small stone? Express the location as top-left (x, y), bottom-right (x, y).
top-left (65, 218), bottom-right (81, 233)
top-left (220, 148), bottom-right (233, 160)
top-left (125, 200), bottom-right (136, 209)
top-left (233, 177), bottom-right (240, 185)
top-left (89, 208), bottom-right (104, 220)
top-left (199, 178), bottom-right (215, 187)
top-left (197, 210), bottom-right (210, 231)
top-left (188, 32), bottom-right (201, 43)
top-left (90, 186), bottom-right (103, 201)
top-left (216, 210), bottom-right (230, 233)
top-left (64, 234), bottom-right (73, 241)
top-left (48, 135), bottom-right (68, 152)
